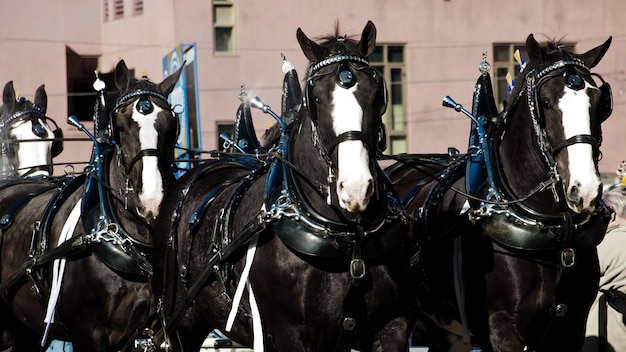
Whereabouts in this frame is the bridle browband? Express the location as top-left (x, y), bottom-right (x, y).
top-left (307, 54), bottom-right (370, 77)
top-left (113, 89), bottom-right (170, 113)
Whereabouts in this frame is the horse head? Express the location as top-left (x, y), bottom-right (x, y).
top-left (501, 34), bottom-right (612, 214)
top-left (296, 21), bottom-right (387, 213)
top-left (109, 60), bottom-right (183, 220)
top-left (0, 81), bottom-right (62, 178)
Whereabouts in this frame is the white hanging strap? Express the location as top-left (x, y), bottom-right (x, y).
top-left (225, 233), bottom-right (263, 350)
top-left (247, 279), bottom-right (263, 351)
top-left (42, 199), bottom-right (82, 346)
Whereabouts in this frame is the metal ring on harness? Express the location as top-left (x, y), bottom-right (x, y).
top-left (560, 248), bottom-right (575, 267)
top-left (349, 258), bottom-right (366, 279)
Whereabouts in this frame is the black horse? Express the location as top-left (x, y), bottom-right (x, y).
top-left (386, 34), bottom-right (613, 351)
top-left (152, 21), bottom-right (412, 351)
top-left (0, 81), bottom-right (63, 178)
top-left (0, 60), bottom-right (183, 351)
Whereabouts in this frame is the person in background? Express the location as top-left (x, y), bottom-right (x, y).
top-left (583, 185), bottom-right (626, 352)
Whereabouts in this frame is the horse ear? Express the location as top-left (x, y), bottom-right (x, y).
top-left (297, 27), bottom-right (323, 62)
top-left (578, 36), bottom-right (612, 69)
top-left (34, 84), bottom-right (47, 114)
top-left (526, 34), bottom-right (545, 67)
top-left (359, 20), bottom-right (377, 58)
top-left (3, 81), bottom-right (16, 107)
top-left (115, 60), bottom-right (132, 92)
top-left (159, 62), bottom-right (184, 96)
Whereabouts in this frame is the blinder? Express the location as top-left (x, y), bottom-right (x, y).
top-left (111, 89), bottom-right (174, 136)
top-left (305, 55), bottom-right (389, 154)
top-left (0, 105), bottom-right (64, 159)
top-left (44, 116), bottom-right (64, 158)
top-left (533, 63), bottom-right (612, 129)
top-left (595, 78), bottom-right (613, 123)
top-left (30, 116), bottom-right (64, 158)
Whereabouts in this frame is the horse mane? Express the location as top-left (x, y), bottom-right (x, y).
top-left (314, 22), bottom-right (358, 44)
top-left (503, 35), bottom-right (572, 111)
top-left (261, 111), bottom-right (300, 148)
top-left (262, 122), bottom-right (281, 147)
top-left (133, 76), bottom-right (160, 93)
top-left (260, 22), bottom-right (364, 149)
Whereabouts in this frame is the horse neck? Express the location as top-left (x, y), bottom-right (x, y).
top-left (287, 114), bottom-right (388, 222)
top-left (288, 116), bottom-right (337, 215)
top-left (496, 100), bottom-right (566, 212)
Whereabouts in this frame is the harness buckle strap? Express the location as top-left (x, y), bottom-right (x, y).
top-left (342, 317), bottom-right (356, 331)
top-left (560, 248), bottom-right (575, 268)
top-left (349, 258), bottom-right (366, 279)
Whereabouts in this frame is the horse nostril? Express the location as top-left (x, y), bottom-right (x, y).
top-left (568, 183), bottom-right (583, 206)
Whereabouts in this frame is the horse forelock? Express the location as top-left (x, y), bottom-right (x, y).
top-left (308, 30), bottom-right (361, 67)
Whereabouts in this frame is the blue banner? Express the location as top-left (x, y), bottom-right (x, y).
top-left (163, 44), bottom-right (202, 175)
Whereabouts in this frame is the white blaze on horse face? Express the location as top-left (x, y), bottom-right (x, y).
top-left (11, 120), bottom-right (52, 177)
top-left (132, 101), bottom-right (164, 218)
top-left (558, 83), bottom-right (601, 213)
top-left (331, 83), bottom-right (374, 213)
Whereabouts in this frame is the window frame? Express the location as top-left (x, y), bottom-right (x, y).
top-left (370, 44), bottom-right (407, 155)
top-left (213, 0), bottom-right (235, 53)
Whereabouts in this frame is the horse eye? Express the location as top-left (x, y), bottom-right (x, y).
top-left (541, 99), bottom-right (551, 109)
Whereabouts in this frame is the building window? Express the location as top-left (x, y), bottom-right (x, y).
top-left (133, 0), bottom-right (143, 16)
top-left (217, 122), bottom-right (234, 151)
top-left (113, 0), bottom-right (124, 19)
top-left (370, 45), bottom-right (407, 155)
top-left (213, 0), bottom-right (235, 53)
top-left (492, 43), bottom-right (526, 110)
top-left (492, 42), bottom-right (575, 110)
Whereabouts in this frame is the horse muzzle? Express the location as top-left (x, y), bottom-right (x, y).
top-left (566, 180), bottom-right (601, 214)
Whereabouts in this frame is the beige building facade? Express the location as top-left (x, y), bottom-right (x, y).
top-left (1, 0), bottom-right (624, 179)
